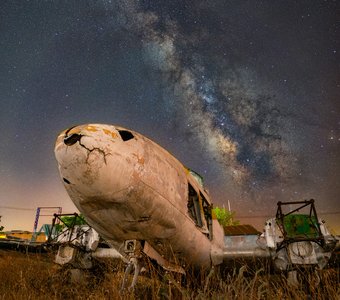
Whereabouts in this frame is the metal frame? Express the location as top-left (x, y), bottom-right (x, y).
top-left (47, 213), bottom-right (92, 248)
top-left (275, 199), bottom-right (324, 250)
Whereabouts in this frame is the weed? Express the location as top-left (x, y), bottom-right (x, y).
top-left (0, 250), bottom-right (338, 299)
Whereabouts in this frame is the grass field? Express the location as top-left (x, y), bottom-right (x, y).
top-left (0, 250), bottom-right (339, 299)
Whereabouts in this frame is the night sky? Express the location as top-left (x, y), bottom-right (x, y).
top-left (0, 1), bottom-right (339, 231)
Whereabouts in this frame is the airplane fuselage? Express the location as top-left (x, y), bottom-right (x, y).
top-left (55, 124), bottom-right (224, 269)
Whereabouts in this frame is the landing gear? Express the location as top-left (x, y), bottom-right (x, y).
top-left (120, 256), bottom-right (144, 292)
top-left (120, 240), bottom-right (146, 293)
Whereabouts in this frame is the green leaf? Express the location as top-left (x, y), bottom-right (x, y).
top-left (212, 206), bottom-right (240, 226)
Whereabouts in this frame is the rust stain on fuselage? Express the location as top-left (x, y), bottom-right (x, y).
top-left (132, 153), bottom-right (145, 165)
top-left (102, 128), bottom-right (118, 139)
top-left (86, 125), bottom-right (98, 132)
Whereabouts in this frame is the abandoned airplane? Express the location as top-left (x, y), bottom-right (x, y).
top-left (54, 124), bottom-right (338, 288)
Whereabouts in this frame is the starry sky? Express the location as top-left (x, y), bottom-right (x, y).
top-left (0, 1), bottom-right (339, 231)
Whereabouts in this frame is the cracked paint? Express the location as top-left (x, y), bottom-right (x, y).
top-left (78, 140), bottom-right (110, 165)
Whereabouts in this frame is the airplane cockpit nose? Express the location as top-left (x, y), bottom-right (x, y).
top-left (64, 133), bottom-right (82, 146)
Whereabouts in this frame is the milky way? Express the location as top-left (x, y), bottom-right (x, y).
top-left (114, 2), bottom-right (300, 189)
top-left (112, 1), bottom-right (339, 208)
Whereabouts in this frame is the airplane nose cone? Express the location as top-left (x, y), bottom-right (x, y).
top-left (55, 124), bottom-right (140, 206)
top-left (64, 133), bottom-right (82, 146)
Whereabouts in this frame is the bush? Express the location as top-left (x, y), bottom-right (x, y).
top-left (213, 206), bottom-right (240, 226)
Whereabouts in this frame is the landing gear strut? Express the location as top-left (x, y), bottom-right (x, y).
top-left (120, 256), bottom-right (144, 292)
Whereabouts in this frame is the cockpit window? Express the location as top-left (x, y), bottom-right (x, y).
top-left (118, 130), bottom-right (134, 141)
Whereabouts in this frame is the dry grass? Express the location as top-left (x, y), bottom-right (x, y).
top-left (0, 250), bottom-right (339, 300)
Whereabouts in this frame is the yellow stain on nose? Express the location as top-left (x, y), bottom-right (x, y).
top-left (102, 128), bottom-right (118, 139)
top-left (86, 125), bottom-right (98, 132)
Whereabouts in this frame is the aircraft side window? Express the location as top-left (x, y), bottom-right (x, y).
top-left (187, 184), bottom-right (203, 227)
top-left (200, 192), bottom-right (212, 239)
